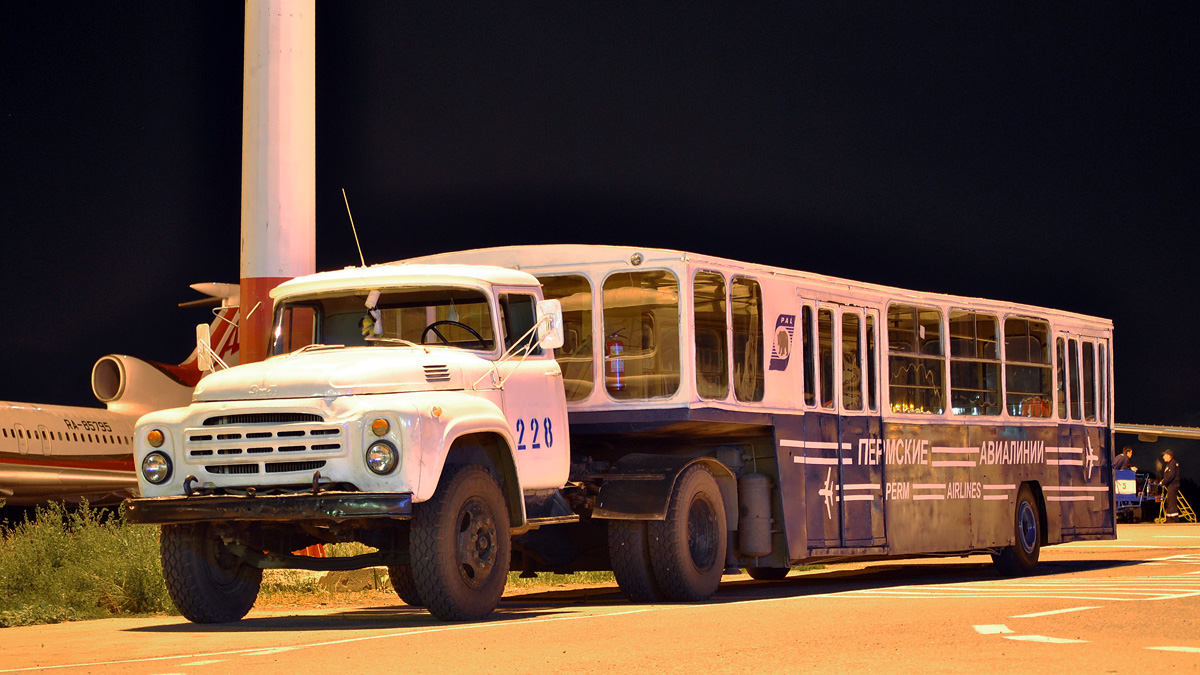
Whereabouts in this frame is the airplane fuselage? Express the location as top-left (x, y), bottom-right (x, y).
top-left (0, 401), bottom-right (137, 506)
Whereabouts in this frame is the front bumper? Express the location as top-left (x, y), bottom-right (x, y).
top-left (123, 491), bottom-right (412, 525)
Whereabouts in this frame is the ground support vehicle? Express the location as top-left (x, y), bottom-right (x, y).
top-left (126, 247), bottom-right (1118, 623)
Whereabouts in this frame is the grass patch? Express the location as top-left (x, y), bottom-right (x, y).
top-left (0, 502), bottom-right (174, 627)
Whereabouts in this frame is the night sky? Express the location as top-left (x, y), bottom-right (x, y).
top-left (2, 4), bottom-right (1198, 469)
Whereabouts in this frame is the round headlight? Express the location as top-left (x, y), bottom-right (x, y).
top-left (370, 417), bottom-right (390, 437)
top-left (365, 441), bottom-right (398, 475)
top-left (147, 429), bottom-right (165, 448)
top-left (141, 451), bottom-right (172, 484)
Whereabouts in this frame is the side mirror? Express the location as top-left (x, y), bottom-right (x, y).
top-left (196, 323), bottom-right (213, 373)
top-left (536, 299), bottom-right (565, 350)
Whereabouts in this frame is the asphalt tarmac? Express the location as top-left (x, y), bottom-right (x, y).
top-left (3, 523), bottom-right (1198, 674)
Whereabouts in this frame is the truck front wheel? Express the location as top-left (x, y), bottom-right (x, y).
top-left (647, 464), bottom-right (727, 601)
top-left (160, 523), bottom-right (262, 623)
top-left (410, 464), bottom-right (511, 620)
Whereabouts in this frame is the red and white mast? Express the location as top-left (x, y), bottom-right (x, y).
top-left (239, 0), bottom-right (316, 363)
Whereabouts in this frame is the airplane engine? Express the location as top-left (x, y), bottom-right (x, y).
top-left (92, 355), bottom-right (195, 417)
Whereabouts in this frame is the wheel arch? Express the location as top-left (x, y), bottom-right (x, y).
top-left (1020, 480), bottom-right (1048, 546)
top-left (593, 454), bottom-right (737, 530)
top-left (442, 432), bottom-right (526, 528)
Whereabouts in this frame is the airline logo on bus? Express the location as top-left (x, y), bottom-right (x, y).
top-left (769, 314), bottom-right (795, 371)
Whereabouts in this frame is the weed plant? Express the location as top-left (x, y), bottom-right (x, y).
top-left (0, 502), bottom-right (174, 627)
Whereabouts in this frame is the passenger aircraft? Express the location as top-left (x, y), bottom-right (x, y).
top-left (0, 284), bottom-right (240, 506)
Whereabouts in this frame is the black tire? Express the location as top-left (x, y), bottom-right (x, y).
top-left (160, 523), bottom-right (262, 623)
top-left (993, 485), bottom-right (1042, 576)
top-left (746, 566), bottom-right (790, 581)
top-left (411, 464), bottom-right (511, 621)
top-left (608, 519), bottom-right (666, 603)
top-left (387, 564), bottom-right (424, 607)
top-left (647, 465), bottom-right (728, 601)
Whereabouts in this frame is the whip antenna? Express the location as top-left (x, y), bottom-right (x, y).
top-left (342, 188), bottom-right (366, 267)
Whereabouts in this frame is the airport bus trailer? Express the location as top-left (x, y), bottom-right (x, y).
top-left (124, 245), bottom-right (1116, 622)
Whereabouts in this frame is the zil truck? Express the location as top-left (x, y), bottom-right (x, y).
top-left (126, 245), bottom-right (1116, 623)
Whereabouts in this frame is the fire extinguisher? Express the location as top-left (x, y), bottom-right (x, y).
top-left (606, 331), bottom-right (626, 392)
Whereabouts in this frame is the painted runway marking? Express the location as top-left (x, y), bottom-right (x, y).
top-left (1010, 606), bottom-right (1100, 618)
top-left (973, 624), bottom-right (1012, 634)
top-left (1146, 646), bottom-right (1200, 653)
top-left (1005, 634), bottom-right (1087, 644)
top-left (843, 576), bottom-right (1200, 602)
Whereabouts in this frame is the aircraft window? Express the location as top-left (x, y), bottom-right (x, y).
top-left (731, 277), bottom-right (764, 402)
top-left (693, 271), bottom-right (729, 400)
top-left (887, 303), bottom-right (945, 414)
top-left (538, 274), bottom-right (595, 402)
top-left (949, 310), bottom-right (1000, 416)
top-left (602, 269), bottom-right (680, 400)
top-left (2, 429), bottom-right (6, 438)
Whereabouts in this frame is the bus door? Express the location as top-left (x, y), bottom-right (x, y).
top-left (799, 304), bottom-right (885, 549)
top-left (837, 307), bottom-right (886, 547)
top-left (1054, 334), bottom-right (1108, 533)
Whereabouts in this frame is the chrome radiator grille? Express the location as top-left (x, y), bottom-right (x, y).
top-left (185, 415), bottom-right (344, 477)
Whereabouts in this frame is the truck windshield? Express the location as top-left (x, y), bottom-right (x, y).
top-left (271, 286), bottom-right (496, 355)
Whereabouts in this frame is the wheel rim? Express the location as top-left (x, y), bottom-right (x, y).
top-left (455, 497), bottom-right (498, 588)
top-left (687, 496), bottom-right (717, 571)
top-left (1017, 500), bottom-right (1038, 554)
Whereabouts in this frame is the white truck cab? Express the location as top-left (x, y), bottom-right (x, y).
top-left (127, 264), bottom-right (570, 622)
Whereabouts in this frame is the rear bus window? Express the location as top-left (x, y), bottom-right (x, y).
top-left (1004, 317), bottom-right (1052, 417)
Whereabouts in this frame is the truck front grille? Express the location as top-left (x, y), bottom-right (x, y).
top-left (186, 414), bottom-right (344, 477)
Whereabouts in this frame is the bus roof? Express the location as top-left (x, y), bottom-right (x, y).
top-left (402, 244), bottom-right (1112, 329)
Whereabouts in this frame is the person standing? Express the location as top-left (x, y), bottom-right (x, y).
top-left (1161, 450), bottom-right (1182, 523)
top-left (1113, 446), bottom-right (1137, 472)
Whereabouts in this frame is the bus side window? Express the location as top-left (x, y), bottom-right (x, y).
top-left (731, 277), bottom-right (764, 402)
top-left (1056, 337), bottom-right (1068, 419)
top-left (802, 306), bottom-right (816, 406)
top-left (1081, 341), bottom-right (1097, 421)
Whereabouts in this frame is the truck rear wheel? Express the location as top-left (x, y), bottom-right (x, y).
top-left (608, 519), bottom-right (666, 603)
top-left (387, 564), bottom-right (424, 607)
top-left (992, 485), bottom-right (1042, 576)
top-left (648, 464), bottom-right (727, 601)
top-left (411, 464), bottom-right (511, 620)
top-left (160, 523), bottom-right (261, 623)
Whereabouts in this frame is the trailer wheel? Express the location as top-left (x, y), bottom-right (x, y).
top-left (648, 464), bottom-right (727, 601)
top-left (387, 564), bottom-right (424, 607)
top-left (411, 464), bottom-right (510, 620)
top-left (160, 523), bottom-right (261, 623)
top-left (608, 520), bottom-right (665, 602)
top-left (746, 566), bottom-right (790, 581)
top-left (993, 485), bottom-right (1041, 576)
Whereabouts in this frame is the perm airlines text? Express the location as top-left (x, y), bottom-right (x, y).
top-left (857, 439), bottom-right (1046, 466)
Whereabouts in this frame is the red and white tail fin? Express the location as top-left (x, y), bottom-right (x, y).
top-left (91, 283), bottom-right (242, 416)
